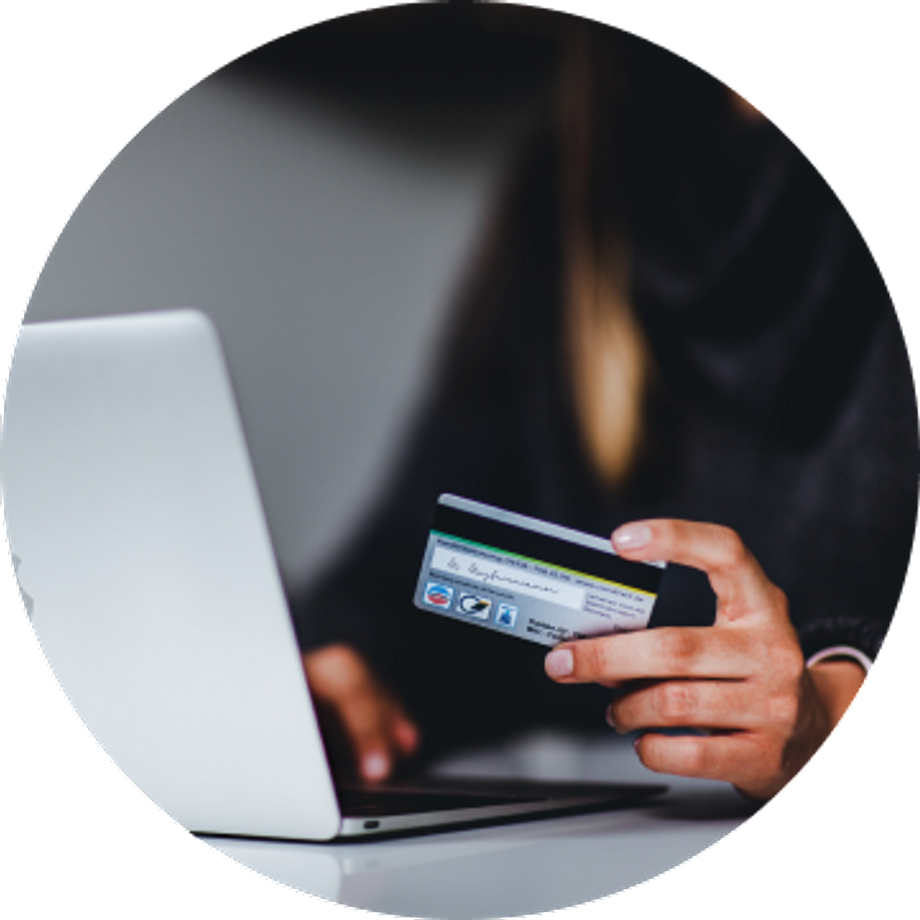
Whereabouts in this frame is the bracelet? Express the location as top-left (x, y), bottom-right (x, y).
top-left (805, 645), bottom-right (873, 674)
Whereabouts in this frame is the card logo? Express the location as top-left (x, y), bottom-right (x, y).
top-left (495, 603), bottom-right (518, 629)
top-left (423, 582), bottom-right (454, 609)
top-left (457, 592), bottom-right (492, 620)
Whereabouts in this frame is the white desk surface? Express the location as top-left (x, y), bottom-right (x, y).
top-left (202, 730), bottom-right (760, 919)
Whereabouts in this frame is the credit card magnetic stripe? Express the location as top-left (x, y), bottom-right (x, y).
top-left (431, 503), bottom-right (663, 595)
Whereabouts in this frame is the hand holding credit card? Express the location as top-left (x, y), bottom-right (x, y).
top-left (414, 494), bottom-right (665, 646)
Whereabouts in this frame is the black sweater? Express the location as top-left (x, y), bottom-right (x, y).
top-left (291, 36), bottom-right (918, 757)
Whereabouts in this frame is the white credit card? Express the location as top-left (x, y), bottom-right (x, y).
top-left (413, 494), bottom-right (665, 647)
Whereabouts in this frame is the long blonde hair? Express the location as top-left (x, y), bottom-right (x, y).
top-left (559, 24), bottom-right (650, 488)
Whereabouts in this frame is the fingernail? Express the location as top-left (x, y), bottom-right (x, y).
top-left (612, 523), bottom-right (652, 551)
top-left (545, 648), bottom-right (574, 678)
top-left (395, 720), bottom-right (419, 753)
top-left (362, 752), bottom-right (389, 781)
top-left (605, 707), bottom-right (617, 730)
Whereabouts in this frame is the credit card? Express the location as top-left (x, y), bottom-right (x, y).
top-left (413, 494), bottom-right (665, 647)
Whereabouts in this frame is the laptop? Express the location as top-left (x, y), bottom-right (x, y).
top-left (1, 309), bottom-right (665, 840)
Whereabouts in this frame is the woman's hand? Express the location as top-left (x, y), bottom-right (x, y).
top-left (302, 644), bottom-right (419, 784)
top-left (544, 519), bottom-right (865, 800)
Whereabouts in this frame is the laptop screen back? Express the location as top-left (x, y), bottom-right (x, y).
top-left (2, 310), bottom-right (341, 840)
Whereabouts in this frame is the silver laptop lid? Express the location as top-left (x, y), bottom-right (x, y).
top-left (2, 309), bottom-right (341, 840)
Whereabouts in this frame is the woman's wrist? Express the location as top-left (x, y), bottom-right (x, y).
top-left (807, 658), bottom-right (866, 728)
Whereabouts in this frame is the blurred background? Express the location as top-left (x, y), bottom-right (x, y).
top-left (24, 5), bottom-right (560, 595)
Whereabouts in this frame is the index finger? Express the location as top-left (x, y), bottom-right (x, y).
top-left (545, 625), bottom-right (755, 684)
top-left (611, 519), bottom-right (783, 621)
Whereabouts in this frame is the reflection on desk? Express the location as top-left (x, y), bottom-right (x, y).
top-left (201, 730), bottom-right (760, 919)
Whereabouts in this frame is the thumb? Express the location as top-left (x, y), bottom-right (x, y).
top-left (612, 519), bottom-right (786, 624)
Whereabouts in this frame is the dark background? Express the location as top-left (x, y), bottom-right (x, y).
top-left (4, 7), bottom-right (916, 913)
